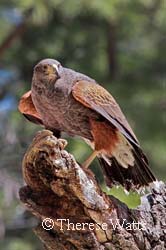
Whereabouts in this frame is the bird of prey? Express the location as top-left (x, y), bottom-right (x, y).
top-left (19, 58), bottom-right (156, 190)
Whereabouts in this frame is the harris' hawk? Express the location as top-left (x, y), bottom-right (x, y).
top-left (19, 59), bottom-right (156, 190)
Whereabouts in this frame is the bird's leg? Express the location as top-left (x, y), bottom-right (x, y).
top-left (82, 150), bottom-right (98, 168)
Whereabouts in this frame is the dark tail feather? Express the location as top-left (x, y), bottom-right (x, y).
top-left (98, 149), bottom-right (156, 191)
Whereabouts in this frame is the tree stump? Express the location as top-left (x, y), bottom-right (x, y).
top-left (19, 130), bottom-right (166, 250)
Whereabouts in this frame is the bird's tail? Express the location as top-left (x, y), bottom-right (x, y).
top-left (98, 147), bottom-right (156, 191)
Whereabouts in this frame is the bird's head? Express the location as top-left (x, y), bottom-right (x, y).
top-left (33, 59), bottom-right (61, 84)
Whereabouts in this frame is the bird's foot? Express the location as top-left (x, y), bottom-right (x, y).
top-left (82, 150), bottom-right (98, 168)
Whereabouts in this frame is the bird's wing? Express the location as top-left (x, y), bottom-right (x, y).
top-left (18, 90), bottom-right (43, 125)
top-left (72, 80), bottom-right (139, 146)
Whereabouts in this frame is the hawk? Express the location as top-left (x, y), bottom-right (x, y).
top-left (19, 59), bottom-right (156, 190)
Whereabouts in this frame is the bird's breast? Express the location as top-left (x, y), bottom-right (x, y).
top-left (32, 87), bottom-right (96, 140)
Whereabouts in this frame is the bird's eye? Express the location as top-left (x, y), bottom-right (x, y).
top-left (43, 65), bottom-right (48, 70)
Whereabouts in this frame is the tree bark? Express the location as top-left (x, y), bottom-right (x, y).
top-left (19, 130), bottom-right (166, 250)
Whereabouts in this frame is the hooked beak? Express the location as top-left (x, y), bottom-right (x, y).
top-left (52, 64), bottom-right (60, 79)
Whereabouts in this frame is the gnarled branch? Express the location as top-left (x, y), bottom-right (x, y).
top-left (19, 130), bottom-right (166, 250)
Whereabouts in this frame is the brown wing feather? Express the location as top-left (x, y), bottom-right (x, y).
top-left (18, 90), bottom-right (43, 125)
top-left (72, 80), bottom-right (139, 146)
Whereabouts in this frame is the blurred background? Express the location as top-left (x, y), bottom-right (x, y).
top-left (0, 0), bottom-right (165, 249)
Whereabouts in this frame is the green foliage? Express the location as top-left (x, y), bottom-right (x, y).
top-left (0, 236), bottom-right (41, 250)
top-left (104, 185), bottom-right (141, 209)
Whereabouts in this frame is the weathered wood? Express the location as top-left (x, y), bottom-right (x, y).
top-left (19, 130), bottom-right (166, 250)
